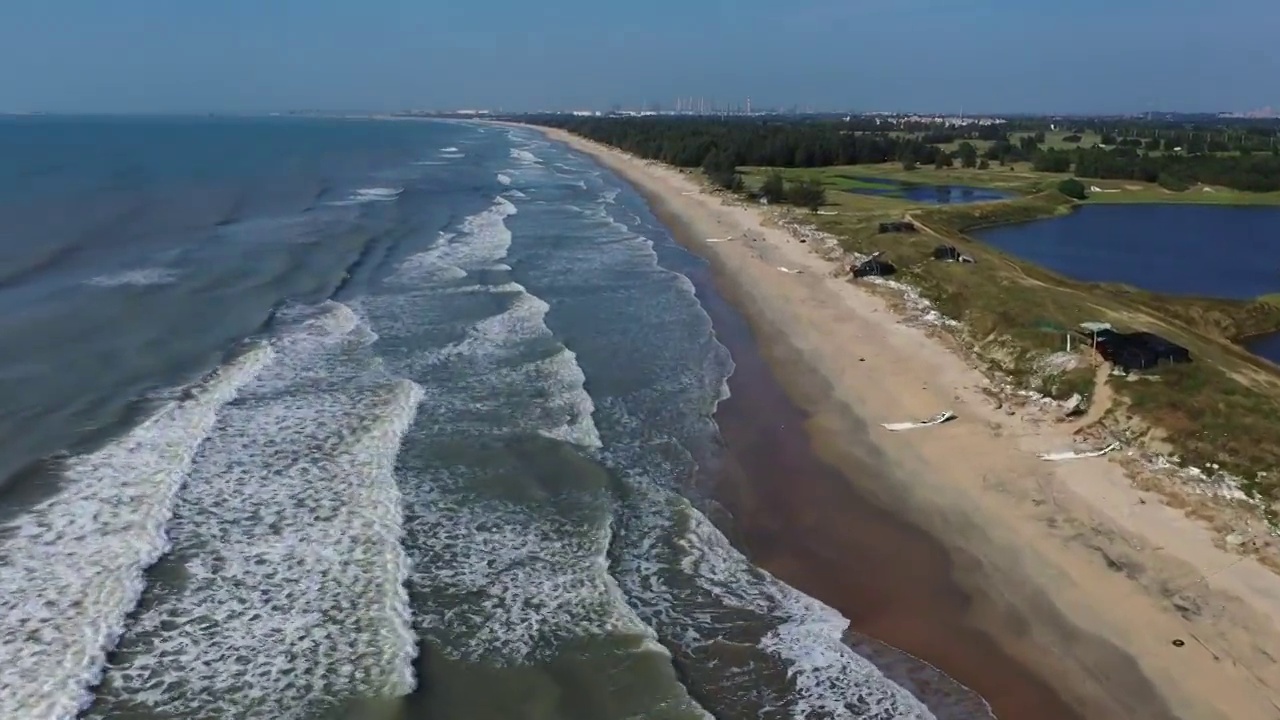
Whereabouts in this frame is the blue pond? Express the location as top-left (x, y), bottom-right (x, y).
top-left (841, 176), bottom-right (1016, 204)
top-left (972, 204), bottom-right (1280, 362)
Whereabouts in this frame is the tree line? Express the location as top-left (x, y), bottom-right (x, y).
top-left (522, 115), bottom-right (1280, 193)
top-left (527, 115), bottom-right (952, 171)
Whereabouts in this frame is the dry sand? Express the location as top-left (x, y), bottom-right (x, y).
top-left (521, 125), bottom-right (1280, 719)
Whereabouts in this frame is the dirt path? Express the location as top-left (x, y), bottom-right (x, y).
top-left (1070, 360), bottom-right (1115, 430)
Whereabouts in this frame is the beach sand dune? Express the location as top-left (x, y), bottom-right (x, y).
top-left (524, 124), bottom-right (1280, 720)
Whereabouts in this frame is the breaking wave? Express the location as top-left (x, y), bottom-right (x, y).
top-left (89, 302), bottom-right (422, 718)
top-left (0, 346), bottom-right (272, 720)
top-left (329, 187), bottom-right (404, 206)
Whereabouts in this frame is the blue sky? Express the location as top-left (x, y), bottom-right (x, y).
top-left (1, 0), bottom-right (1276, 114)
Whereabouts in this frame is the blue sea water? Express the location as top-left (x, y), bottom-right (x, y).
top-left (0, 117), bottom-right (988, 720)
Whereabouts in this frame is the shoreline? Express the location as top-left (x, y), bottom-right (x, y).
top-left (666, 204), bottom-right (1087, 718)
top-left (517, 123), bottom-right (1280, 719)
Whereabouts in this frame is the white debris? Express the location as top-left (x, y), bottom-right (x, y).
top-left (1038, 442), bottom-right (1121, 461)
top-left (1037, 351), bottom-right (1081, 376)
top-left (1140, 454), bottom-right (1266, 509)
top-left (881, 410), bottom-right (957, 432)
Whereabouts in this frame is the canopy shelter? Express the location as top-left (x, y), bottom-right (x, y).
top-left (1090, 329), bottom-right (1191, 372)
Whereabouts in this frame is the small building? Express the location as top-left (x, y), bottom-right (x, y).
top-left (931, 244), bottom-right (974, 263)
top-left (1089, 328), bottom-right (1191, 372)
top-left (877, 221), bottom-right (917, 234)
top-left (852, 257), bottom-right (896, 278)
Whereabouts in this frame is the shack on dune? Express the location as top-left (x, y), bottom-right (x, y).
top-left (1086, 327), bottom-right (1192, 372)
top-left (878, 221), bottom-right (917, 234)
top-left (852, 256), bottom-right (896, 278)
top-left (932, 244), bottom-right (975, 263)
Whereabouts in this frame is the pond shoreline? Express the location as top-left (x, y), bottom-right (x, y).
top-left (964, 201), bottom-right (1280, 363)
top-left (835, 173), bottom-right (1020, 204)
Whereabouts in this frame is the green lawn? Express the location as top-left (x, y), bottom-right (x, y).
top-left (747, 162), bottom-right (1280, 207)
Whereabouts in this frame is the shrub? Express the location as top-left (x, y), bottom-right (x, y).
top-left (1057, 177), bottom-right (1088, 199)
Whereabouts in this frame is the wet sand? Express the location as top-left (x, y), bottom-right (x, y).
top-left (515, 123), bottom-right (1280, 720)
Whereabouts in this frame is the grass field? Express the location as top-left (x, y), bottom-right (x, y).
top-left (742, 164), bottom-right (1280, 512)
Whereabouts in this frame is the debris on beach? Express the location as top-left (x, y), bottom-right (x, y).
top-left (881, 410), bottom-right (957, 431)
top-left (1037, 441), bottom-right (1121, 461)
top-left (705, 237), bottom-right (730, 243)
top-left (777, 266), bottom-right (802, 274)
top-left (1059, 392), bottom-right (1086, 418)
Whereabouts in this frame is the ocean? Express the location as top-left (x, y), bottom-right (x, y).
top-left (0, 116), bottom-right (985, 719)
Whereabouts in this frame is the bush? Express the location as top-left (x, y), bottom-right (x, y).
top-left (1062, 134), bottom-right (1083, 144)
top-left (786, 178), bottom-right (827, 211)
top-left (1057, 177), bottom-right (1088, 199)
top-left (978, 159), bottom-right (990, 170)
top-left (1158, 175), bottom-right (1191, 192)
top-left (760, 171), bottom-right (786, 203)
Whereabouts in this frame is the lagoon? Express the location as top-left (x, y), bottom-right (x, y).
top-left (840, 175), bottom-right (1016, 204)
top-left (972, 204), bottom-right (1280, 362)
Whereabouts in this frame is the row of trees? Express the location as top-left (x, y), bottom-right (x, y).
top-left (1032, 147), bottom-right (1280, 192)
top-left (527, 116), bottom-right (1280, 192)
top-left (916, 118), bottom-right (1280, 155)
top-left (531, 115), bottom-right (952, 169)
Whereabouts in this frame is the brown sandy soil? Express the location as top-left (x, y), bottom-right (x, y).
top-left (514, 124), bottom-right (1280, 720)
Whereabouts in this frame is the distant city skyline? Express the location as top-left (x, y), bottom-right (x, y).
top-left (2, 0), bottom-right (1278, 115)
top-left (419, 99), bottom-right (1280, 118)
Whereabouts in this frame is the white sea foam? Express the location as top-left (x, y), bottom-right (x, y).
top-left (357, 194), bottom-right (637, 668)
top-left (329, 186), bottom-right (404, 206)
top-left (0, 345), bottom-right (272, 720)
top-left (403, 481), bottom-right (658, 664)
top-left (386, 198), bottom-right (516, 287)
top-left (86, 268), bottom-right (180, 287)
top-left (439, 152), bottom-right (465, 159)
top-left (620, 484), bottom-right (938, 720)
top-left (91, 303), bottom-right (423, 718)
top-left (439, 146), bottom-right (459, 152)
top-left (389, 287), bottom-right (602, 450)
top-left (509, 148), bottom-right (541, 165)
top-left (496, 173), bottom-right (512, 186)
top-left (413, 160), bottom-right (447, 165)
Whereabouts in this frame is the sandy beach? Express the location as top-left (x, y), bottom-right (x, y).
top-left (523, 124), bottom-right (1280, 719)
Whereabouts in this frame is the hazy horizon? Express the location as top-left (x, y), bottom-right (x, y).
top-left (1, 0), bottom-right (1277, 116)
top-left (4, 107), bottom-right (1277, 118)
